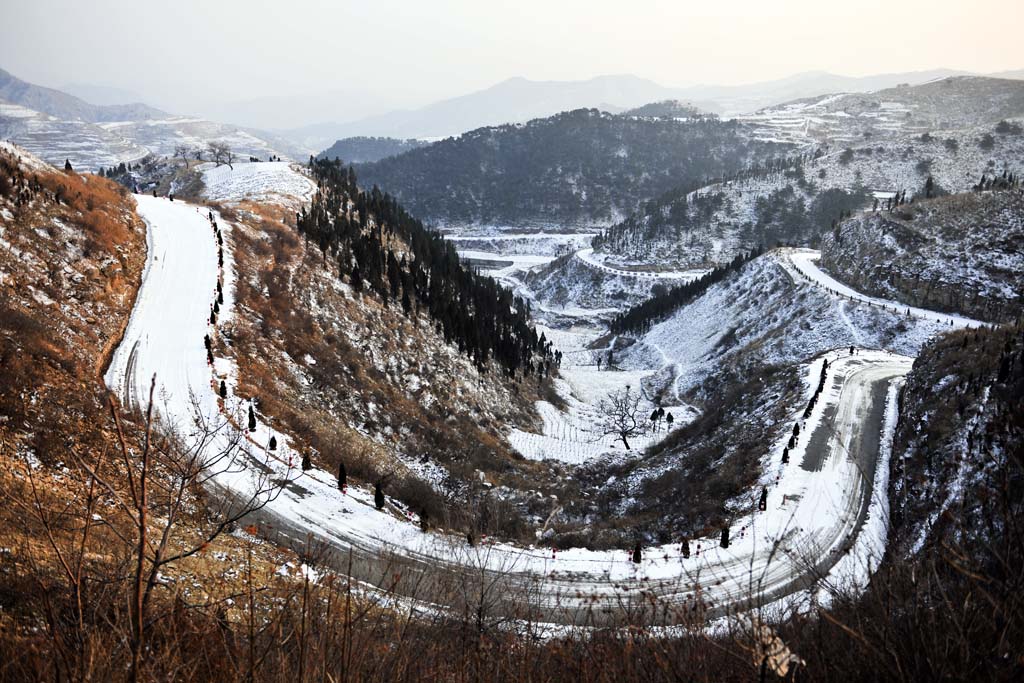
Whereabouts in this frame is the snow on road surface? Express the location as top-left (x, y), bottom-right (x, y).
top-left (576, 248), bottom-right (707, 281)
top-left (781, 248), bottom-right (987, 328)
top-left (106, 195), bottom-right (226, 419)
top-left (105, 194), bottom-right (919, 623)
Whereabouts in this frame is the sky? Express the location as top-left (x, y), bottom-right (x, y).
top-left (1, 0), bottom-right (1022, 128)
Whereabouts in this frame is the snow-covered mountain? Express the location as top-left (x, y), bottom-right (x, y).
top-left (587, 78), bottom-right (1024, 270)
top-left (0, 67), bottom-right (166, 122)
top-left (288, 69), bottom-right (982, 149)
top-left (0, 67), bottom-right (309, 170)
top-left (739, 76), bottom-right (1024, 144)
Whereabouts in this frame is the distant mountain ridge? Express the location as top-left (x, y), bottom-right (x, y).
top-left (283, 69), bottom-right (1000, 147)
top-left (0, 67), bottom-right (166, 122)
top-left (287, 75), bottom-right (718, 147)
top-left (0, 67), bottom-right (307, 169)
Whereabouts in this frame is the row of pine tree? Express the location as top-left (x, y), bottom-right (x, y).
top-left (297, 158), bottom-right (552, 377)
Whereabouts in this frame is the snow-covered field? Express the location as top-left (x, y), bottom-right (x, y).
top-left (508, 325), bottom-right (692, 464)
top-left (201, 161), bottom-right (317, 206)
top-left (0, 99), bottom-right (304, 171)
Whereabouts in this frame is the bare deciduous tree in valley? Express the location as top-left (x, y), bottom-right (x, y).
top-left (595, 385), bottom-right (649, 450)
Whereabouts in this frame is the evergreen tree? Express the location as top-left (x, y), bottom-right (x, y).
top-left (720, 526), bottom-right (730, 548)
top-left (681, 537), bottom-right (690, 559)
top-left (268, 435), bottom-right (277, 451)
top-left (247, 404), bottom-right (257, 431)
top-left (337, 461), bottom-right (347, 491)
top-left (374, 482), bottom-right (386, 510)
top-left (350, 264), bottom-right (363, 292)
top-left (301, 452), bottom-right (311, 471)
top-left (64, 159), bottom-right (73, 172)
top-left (631, 542), bottom-right (642, 564)
top-left (219, 380), bottom-right (227, 399)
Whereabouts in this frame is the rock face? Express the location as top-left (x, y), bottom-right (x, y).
top-left (820, 191), bottom-right (1024, 322)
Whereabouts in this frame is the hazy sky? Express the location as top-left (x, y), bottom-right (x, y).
top-left (2, 0), bottom-right (1022, 124)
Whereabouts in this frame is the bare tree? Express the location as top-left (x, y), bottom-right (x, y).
top-left (173, 144), bottom-right (192, 167)
top-left (207, 141), bottom-right (235, 169)
top-left (595, 385), bottom-right (649, 450)
top-left (71, 376), bottom-right (289, 682)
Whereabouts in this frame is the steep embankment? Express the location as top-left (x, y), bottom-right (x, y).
top-left (820, 190), bottom-right (1024, 322)
top-left (888, 321), bottom-right (1024, 559)
top-left (524, 250), bottom-right (702, 315)
top-left (0, 143), bottom-right (145, 461)
top-left (188, 160), bottom-right (559, 539)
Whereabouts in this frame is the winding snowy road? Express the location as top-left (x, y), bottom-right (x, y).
top-left (780, 248), bottom-right (986, 328)
top-left (106, 195), bottom-right (918, 624)
top-left (575, 247), bottom-right (707, 282)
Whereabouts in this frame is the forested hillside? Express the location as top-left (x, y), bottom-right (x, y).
top-left (355, 108), bottom-right (792, 226)
top-left (317, 136), bottom-right (428, 163)
top-left (821, 185), bottom-right (1024, 322)
top-left (621, 100), bottom-right (712, 119)
top-left (297, 158), bottom-right (553, 377)
top-left (591, 115), bottom-right (1024, 268)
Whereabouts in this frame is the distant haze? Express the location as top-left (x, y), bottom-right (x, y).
top-left (1, 0), bottom-right (1022, 130)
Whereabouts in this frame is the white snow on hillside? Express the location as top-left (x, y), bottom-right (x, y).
top-left (593, 119), bottom-right (1024, 269)
top-left (201, 161), bottom-right (316, 205)
top-left (788, 249), bottom-right (985, 327)
top-left (0, 139), bottom-right (52, 172)
top-left (1, 98), bottom-right (304, 171)
top-left (621, 250), bottom-right (968, 395)
top-left (446, 231), bottom-right (595, 257)
top-left (1, 101), bottom-right (149, 169)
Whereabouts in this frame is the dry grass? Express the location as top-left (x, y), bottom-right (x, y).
top-left (218, 202), bottom-right (556, 539)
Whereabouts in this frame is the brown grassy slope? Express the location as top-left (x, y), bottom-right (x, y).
top-left (218, 199), bottom-right (556, 538)
top-left (0, 147), bottom-right (145, 463)
top-left (0, 151), bottom-right (335, 681)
